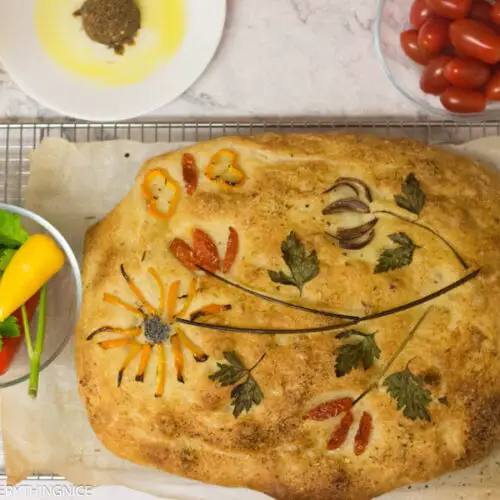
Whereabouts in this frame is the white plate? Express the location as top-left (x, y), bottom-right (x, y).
top-left (0, 0), bottom-right (226, 121)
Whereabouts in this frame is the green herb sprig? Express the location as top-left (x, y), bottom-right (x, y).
top-left (335, 330), bottom-right (381, 377)
top-left (209, 351), bottom-right (265, 418)
top-left (268, 232), bottom-right (319, 295)
top-left (375, 232), bottom-right (420, 273)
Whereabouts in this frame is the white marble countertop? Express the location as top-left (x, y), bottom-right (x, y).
top-left (0, 0), bottom-right (419, 120)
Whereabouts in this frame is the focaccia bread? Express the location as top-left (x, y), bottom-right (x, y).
top-left (75, 133), bottom-right (500, 500)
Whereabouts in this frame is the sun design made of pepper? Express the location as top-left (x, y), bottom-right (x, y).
top-left (87, 264), bottom-right (230, 397)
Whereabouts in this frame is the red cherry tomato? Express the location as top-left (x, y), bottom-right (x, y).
top-left (411, 0), bottom-right (434, 28)
top-left (491, 1), bottom-right (500, 25)
top-left (440, 86), bottom-right (487, 112)
top-left (420, 56), bottom-right (452, 94)
top-left (485, 69), bottom-right (500, 99)
top-left (470, 0), bottom-right (493, 23)
top-left (419, 17), bottom-right (451, 53)
top-left (0, 292), bottom-right (40, 375)
top-left (426, 0), bottom-right (472, 19)
top-left (400, 29), bottom-right (434, 64)
top-left (449, 19), bottom-right (500, 63)
top-left (443, 56), bottom-right (492, 87)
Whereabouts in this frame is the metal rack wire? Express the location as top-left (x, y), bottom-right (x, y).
top-left (3, 119), bottom-right (500, 206)
top-left (0, 118), bottom-right (499, 488)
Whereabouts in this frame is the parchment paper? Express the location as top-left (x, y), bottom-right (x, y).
top-left (1, 136), bottom-right (500, 500)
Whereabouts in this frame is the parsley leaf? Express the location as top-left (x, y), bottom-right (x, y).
top-left (0, 212), bottom-right (29, 249)
top-left (0, 248), bottom-right (16, 273)
top-left (375, 232), bottom-right (418, 273)
top-left (0, 316), bottom-right (21, 350)
top-left (209, 351), bottom-right (266, 418)
top-left (394, 173), bottom-right (426, 215)
top-left (384, 366), bottom-right (432, 422)
top-left (231, 377), bottom-right (264, 418)
top-left (268, 231), bottom-right (319, 295)
top-left (209, 351), bottom-right (247, 387)
top-left (335, 330), bottom-right (381, 377)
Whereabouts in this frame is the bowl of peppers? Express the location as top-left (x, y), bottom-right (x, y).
top-left (0, 203), bottom-right (81, 397)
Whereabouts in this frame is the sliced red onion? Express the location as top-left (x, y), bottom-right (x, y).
top-left (336, 218), bottom-right (378, 241)
top-left (339, 229), bottom-right (375, 250)
top-left (322, 197), bottom-right (371, 215)
top-left (335, 177), bottom-right (373, 202)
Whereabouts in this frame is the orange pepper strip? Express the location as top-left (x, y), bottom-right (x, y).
top-left (136, 344), bottom-right (153, 382)
top-left (142, 168), bottom-right (181, 220)
top-left (190, 303), bottom-right (232, 321)
top-left (117, 343), bottom-right (142, 387)
top-left (103, 293), bottom-right (146, 318)
top-left (171, 334), bottom-right (185, 383)
top-left (155, 343), bottom-right (166, 398)
top-left (176, 326), bottom-right (208, 362)
top-left (98, 338), bottom-right (134, 349)
top-left (175, 278), bottom-right (196, 318)
top-left (204, 149), bottom-right (246, 188)
top-left (148, 267), bottom-right (165, 316)
top-left (120, 265), bottom-right (157, 316)
top-left (87, 326), bottom-right (142, 341)
top-left (167, 280), bottom-right (180, 321)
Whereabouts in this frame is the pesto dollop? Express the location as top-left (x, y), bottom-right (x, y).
top-left (75, 0), bottom-right (141, 55)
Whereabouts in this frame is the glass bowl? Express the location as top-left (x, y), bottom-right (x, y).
top-left (375, 0), bottom-right (500, 120)
top-left (0, 203), bottom-right (82, 388)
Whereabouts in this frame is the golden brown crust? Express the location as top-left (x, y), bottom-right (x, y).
top-left (75, 133), bottom-right (500, 500)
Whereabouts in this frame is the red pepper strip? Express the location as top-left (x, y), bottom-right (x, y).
top-left (193, 229), bottom-right (221, 273)
top-left (327, 410), bottom-right (354, 450)
top-left (182, 153), bottom-right (198, 196)
top-left (354, 411), bottom-right (373, 456)
top-left (169, 238), bottom-right (198, 271)
top-left (223, 227), bottom-right (239, 273)
top-left (304, 397), bottom-right (353, 421)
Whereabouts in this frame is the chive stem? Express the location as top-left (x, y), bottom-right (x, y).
top-left (196, 265), bottom-right (359, 320)
top-left (177, 269), bottom-right (479, 335)
top-left (21, 304), bottom-right (33, 359)
top-left (28, 284), bottom-right (47, 399)
top-left (353, 307), bottom-right (432, 406)
top-left (374, 210), bottom-right (469, 270)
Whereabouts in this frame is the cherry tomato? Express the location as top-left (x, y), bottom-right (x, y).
top-left (420, 56), bottom-right (452, 94)
top-left (485, 69), bottom-right (500, 99)
top-left (400, 29), bottom-right (434, 64)
top-left (0, 292), bottom-right (40, 375)
top-left (449, 19), bottom-right (500, 63)
top-left (491, 1), bottom-right (500, 25)
top-left (440, 86), bottom-right (487, 112)
top-left (426, 0), bottom-right (472, 19)
top-left (418, 17), bottom-right (451, 53)
top-left (443, 56), bottom-right (492, 87)
top-left (470, 0), bottom-right (493, 23)
top-left (411, 0), bottom-right (434, 28)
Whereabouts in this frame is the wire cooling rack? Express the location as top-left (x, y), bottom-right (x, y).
top-left (3, 119), bottom-right (500, 206)
top-left (0, 118), bottom-right (499, 489)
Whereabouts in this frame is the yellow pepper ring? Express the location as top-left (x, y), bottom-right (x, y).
top-left (205, 149), bottom-right (246, 188)
top-left (142, 168), bottom-right (181, 220)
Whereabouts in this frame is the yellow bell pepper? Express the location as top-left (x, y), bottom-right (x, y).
top-left (0, 234), bottom-right (65, 321)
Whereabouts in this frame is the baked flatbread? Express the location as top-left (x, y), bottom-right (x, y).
top-left (76, 133), bottom-right (500, 500)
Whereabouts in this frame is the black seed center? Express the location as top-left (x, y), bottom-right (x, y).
top-left (144, 316), bottom-right (170, 344)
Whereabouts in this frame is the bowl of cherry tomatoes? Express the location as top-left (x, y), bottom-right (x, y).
top-left (376, 0), bottom-right (500, 118)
